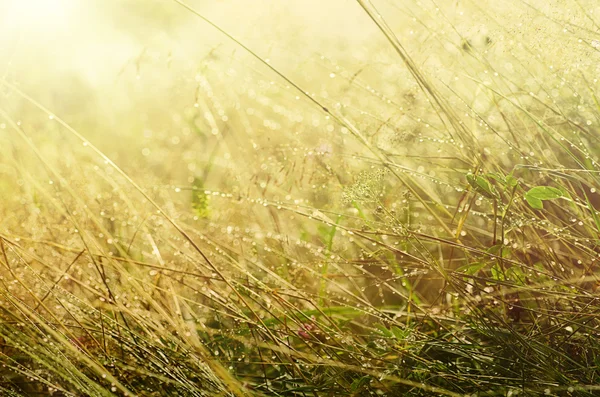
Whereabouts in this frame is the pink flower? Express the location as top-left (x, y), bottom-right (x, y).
top-left (298, 316), bottom-right (318, 340)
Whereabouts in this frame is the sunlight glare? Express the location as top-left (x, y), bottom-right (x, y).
top-left (3, 0), bottom-right (75, 33)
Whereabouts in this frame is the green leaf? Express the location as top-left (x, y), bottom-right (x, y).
top-left (524, 186), bottom-right (563, 209)
top-left (506, 266), bottom-right (526, 285)
top-left (490, 263), bottom-right (505, 281)
top-left (505, 175), bottom-right (518, 187)
top-left (466, 173), bottom-right (497, 199)
top-left (526, 186), bottom-right (563, 200)
top-left (191, 178), bottom-right (210, 218)
top-left (375, 323), bottom-right (393, 338)
top-left (456, 261), bottom-right (487, 275)
top-left (525, 195), bottom-right (543, 210)
top-left (391, 326), bottom-right (411, 340)
top-left (485, 172), bottom-right (505, 183)
top-left (486, 244), bottom-right (502, 255)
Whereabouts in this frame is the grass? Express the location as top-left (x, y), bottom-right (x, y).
top-left (1, 0), bottom-right (600, 395)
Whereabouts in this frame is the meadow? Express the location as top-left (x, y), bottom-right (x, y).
top-left (1, 0), bottom-right (600, 395)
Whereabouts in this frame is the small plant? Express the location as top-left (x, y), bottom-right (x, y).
top-left (523, 186), bottom-right (563, 210)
